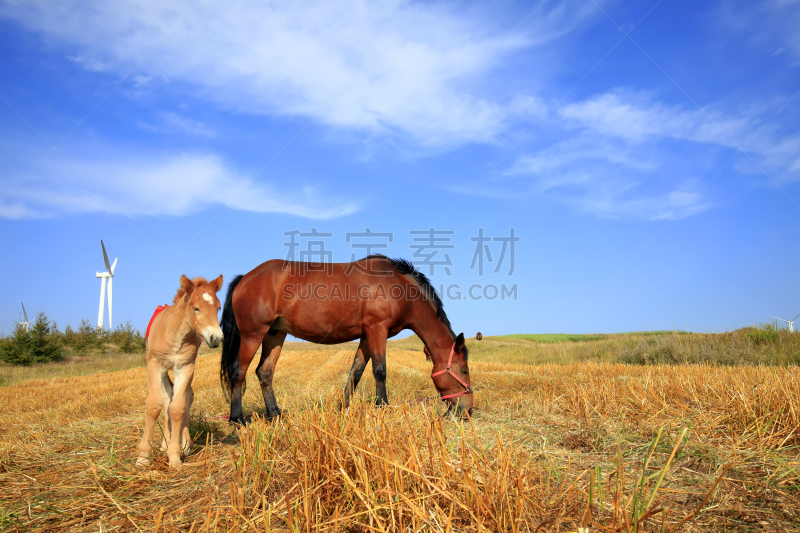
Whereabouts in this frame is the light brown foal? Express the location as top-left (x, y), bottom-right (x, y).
top-left (136, 275), bottom-right (223, 468)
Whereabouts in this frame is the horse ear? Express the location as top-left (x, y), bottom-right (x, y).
top-left (455, 332), bottom-right (465, 350)
top-left (180, 275), bottom-right (195, 296)
top-left (210, 274), bottom-right (224, 293)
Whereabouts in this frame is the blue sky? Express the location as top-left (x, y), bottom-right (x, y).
top-left (1, 0), bottom-right (799, 337)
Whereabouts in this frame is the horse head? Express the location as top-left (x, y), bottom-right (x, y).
top-left (431, 332), bottom-right (473, 417)
top-left (178, 274), bottom-right (224, 348)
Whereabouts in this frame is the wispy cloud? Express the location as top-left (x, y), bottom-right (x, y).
top-left (502, 138), bottom-right (712, 221)
top-left (3, 1), bottom-right (797, 222)
top-left (473, 89), bottom-right (800, 220)
top-left (0, 0), bottom-right (588, 148)
top-left (137, 111), bottom-right (216, 138)
top-left (0, 149), bottom-right (358, 220)
top-left (720, 0), bottom-right (800, 62)
top-left (559, 92), bottom-right (754, 147)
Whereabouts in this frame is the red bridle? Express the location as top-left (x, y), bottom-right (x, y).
top-left (430, 342), bottom-right (473, 400)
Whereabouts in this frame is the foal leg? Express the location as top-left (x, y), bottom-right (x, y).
top-left (136, 359), bottom-right (164, 467)
top-left (364, 327), bottom-right (389, 406)
top-left (255, 331), bottom-right (287, 419)
top-left (342, 339), bottom-right (371, 408)
top-left (181, 382), bottom-right (194, 454)
top-left (166, 363), bottom-right (194, 468)
top-left (229, 337), bottom-right (263, 425)
top-left (159, 372), bottom-right (173, 452)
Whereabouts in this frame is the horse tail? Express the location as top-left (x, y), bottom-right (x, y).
top-left (220, 274), bottom-right (244, 400)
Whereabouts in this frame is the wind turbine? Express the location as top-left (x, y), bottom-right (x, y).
top-left (96, 240), bottom-right (117, 329)
top-left (19, 302), bottom-right (30, 332)
top-left (771, 313), bottom-right (800, 333)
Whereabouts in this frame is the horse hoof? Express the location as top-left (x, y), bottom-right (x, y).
top-left (229, 415), bottom-right (246, 426)
top-left (135, 457), bottom-right (150, 467)
top-left (168, 456), bottom-right (182, 468)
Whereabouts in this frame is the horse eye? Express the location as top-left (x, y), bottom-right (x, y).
top-left (194, 308), bottom-right (200, 312)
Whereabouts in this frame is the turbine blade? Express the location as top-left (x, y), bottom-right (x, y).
top-left (110, 258), bottom-right (117, 275)
top-left (772, 317), bottom-right (789, 323)
top-left (101, 240), bottom-right (112, 273)
top-left (792, 313), bottom-right (800, 322)
top-left (21, 302), bottom-right (27, 323)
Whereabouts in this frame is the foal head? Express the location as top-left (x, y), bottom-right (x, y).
top-left (175, 274), bottom-right (224, 348)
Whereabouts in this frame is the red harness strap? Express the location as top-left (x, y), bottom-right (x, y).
top-left (146, 304), bottom-right (169, 340)
top-left (430, 342), bottom-right (473, 400)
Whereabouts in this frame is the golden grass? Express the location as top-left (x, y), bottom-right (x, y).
top-left (0, 341), bottom-right (799, 531)
top-left (455, 330), bottom-right (800, 366)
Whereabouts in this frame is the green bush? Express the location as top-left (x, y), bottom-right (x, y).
top-left (1, 313), bottom-right (147, 366)
top-left (62, 319), bottom-right (106, 353)
top-left (0, 312), bottom-right (63, 365)
top-left (109, 321), bottom-right (146, 353)
top-left (746, 321), bottom-right (780, 345)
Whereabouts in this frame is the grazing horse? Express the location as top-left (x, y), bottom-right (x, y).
top-left (136, 275), bottom-right (224, 468)
top-left (476, 332), bottom-right (483, 341)
top-left (220, 255), bottom-right (472, 424)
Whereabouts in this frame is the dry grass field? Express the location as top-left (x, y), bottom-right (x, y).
top-left (1, 334), bottom-right (799, 531)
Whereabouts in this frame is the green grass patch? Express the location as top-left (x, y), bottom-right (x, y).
top-left (617, 330), bottom-right (689, 336)
top-left (503, 333), bottom-right (607, 343)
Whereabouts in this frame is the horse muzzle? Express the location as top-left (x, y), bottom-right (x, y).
top-left (203, 327), bottom-right (224, 348)
top-left (445, 398), bottom-right (473, 419)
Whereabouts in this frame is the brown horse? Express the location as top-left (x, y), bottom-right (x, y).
top-left (137, 275), bottom-right (224, 468)
top-left (476, 332), bottom-right (483, 340)
top-left (220, 255), bottom-right (472, 424)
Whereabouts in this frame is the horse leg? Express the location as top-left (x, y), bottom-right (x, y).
top-left (160, 372), bottom-right (173, 452)
top-left (166, 363), bottom-right (194, 468)
top-left (136, 359), bottom-right (164, 467)
top-left (342, 339), bottom-right (371, 408)
top-left (364, 327), bottom-right (389, 406)
top-left (229, 337), bottom-right (262, 425)
top-left (255, 331), bottom-right (287, 420)
top-left (181, 382), bottom-right (194, 454)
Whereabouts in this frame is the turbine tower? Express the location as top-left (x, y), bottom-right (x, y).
top-left (772, 313), bottom-right (800, 333)
top-left (96, 240), bottom-right (117, 329)
top-left (19, 302), bottom-right (30, 332)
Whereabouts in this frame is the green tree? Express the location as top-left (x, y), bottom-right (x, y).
top-left (0, 312), bottom-right (62, 365)
top-left (62, 319), bottom-right (101, 353)
top-left (110, 321), bottom-right (146, 353)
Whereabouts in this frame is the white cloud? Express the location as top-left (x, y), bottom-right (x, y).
top-left (3, 1), bottom-right (796, 222)
top-left (559, 92), bottom-right (754, 148)
top-left (0, 0), bottom-right (587, 147)
top-left (503, 136), bottom-right (712, 221)
top-left (480, 89), bottom-right (800, 220)
top-left (573, 184), bottom-right (712, 221)
top-left (0, 150), bottom-right (358, 220)
top-left (720, 0), bottom-right (800, 62)
top-left (137, 111), bottom-right (216, 138)
top-left (66, 55), bottom-right (108, 72)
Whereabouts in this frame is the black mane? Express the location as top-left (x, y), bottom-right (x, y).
top-left (364, 254), bottom-right (455, 338)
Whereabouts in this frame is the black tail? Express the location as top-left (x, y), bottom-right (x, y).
top-left (220, 274), bottom-right (244, 400)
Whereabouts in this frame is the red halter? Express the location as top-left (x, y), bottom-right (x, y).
top-left (430, 342), bottom-right (473, 400)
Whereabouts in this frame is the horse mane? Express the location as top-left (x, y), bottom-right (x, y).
top-left (364, 255), bottom-right (455, 339)
top-left (173, 276), bottom-right (210, 305)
